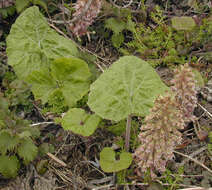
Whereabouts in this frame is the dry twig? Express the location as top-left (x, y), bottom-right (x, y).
top-left (174, 151), bottom-right (212, 174)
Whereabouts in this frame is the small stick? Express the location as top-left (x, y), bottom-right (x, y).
top-left (30, 121), bottom-right (54, 126)
top-left (178, 146), bottom-right (207, 166)
top-left (47, 152), bottom-right (67, 167)
top-left (197, 103), bottom-right (212, 119)
top-left (174, 150), bottom-right (212, 174)
top-left (125, 115), bottom-right (132, 152)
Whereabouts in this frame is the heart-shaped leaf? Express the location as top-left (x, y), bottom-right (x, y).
top-left (171, 16), bottom-right (196, 31)
top-left (100, 147), bottom-right (132, 172)
top-left (88, 56), bottom-right (168, 121)
top-left (27, 57), bottom-right (91, 107)
top-left (6, 6), bottom-right (79, 79)
top-left (61, 108), bottom-right (100, 136)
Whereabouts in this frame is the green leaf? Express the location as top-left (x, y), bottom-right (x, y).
top-left (36, 159), bottom-right (48, 175)
top-left (88, 56), bottom-right (168, 121)
top-left (18, 131), bottom-right (32, 138)
top-left (6, 6), bottom-right (79, 80)
top-left (31, 0), bottom-right (47, 12)
top-left (27, 69), bottom-right (57, 103)
top-left (107, 120), bottom-right (126, 136)
top-left (105, 18), bottom-right (126, 35)
top-left (17, 138), bottom-right (38, 164)
top-left (112, 33), bottom-right (124, 48)
top-left (38, 143), bottom-right (54, 157)
top-left (171, 16), bottom-right (196, 31)
top-left (0, 131), bottom-right (19, 155)
top-left (61, 108), bottom-right (100, 136)
top-left (15, 0), bottom-right (30, 13)
top-left (100, 147), bottom-right (132, 173)
top-left (0, 155), bottom-right (20, 178)
top-left (27, 57), bottom-right (91, 106)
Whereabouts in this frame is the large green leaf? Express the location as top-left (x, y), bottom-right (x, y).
top-left (100, 147), bottom-right (132, 173)
top-left (6, 6), bottom-right (79, 79)
top-left (0, 155), bottom-right (20, 178)
top-left (61, 108), bottom-right (100, 136)
top-left (88, 56), bottom-right (168, 121)
top-left (17, 138), bottom-right (38, 164)
top-left (27, 57), bottom-right (91, 106)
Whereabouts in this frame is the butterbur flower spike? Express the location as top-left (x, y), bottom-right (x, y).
top-left (171, 63), bottom-right (197, 122)
top-left (134, 94), bottom-right (185, 178)
top-left (70, 0), bottom-right (102, 36)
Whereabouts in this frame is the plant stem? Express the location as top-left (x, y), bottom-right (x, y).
top-left (125, 115), bottom-right (132, 152)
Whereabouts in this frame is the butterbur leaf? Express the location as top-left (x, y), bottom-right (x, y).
top-left (17, 138), bottom-right (38, 164)
top-left (61, 108), bottom-right (100, 136)
top-left (0, 131), bottom-right (19, 155)
top-left (88, 56), bottom-right (168, 121)
top-left (27, 69), bottom-right (57, 103)
top-left (6, 6), bottom-right (78, 79)
top-left (51, 58), bottom-right (91, 106)
top-left (171, 16), bottom-right (196, 31)
top-left (0, 155), bottom-right (19, 178)
top-left (27, 57), bottom-right (91, 106)
top-left (100, 147), bottom-right (132, 172)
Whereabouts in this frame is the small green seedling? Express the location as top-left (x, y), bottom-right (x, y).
top-left (88, 56), bottom-right (168, 172)
top-left (100, 147), bottom-right (132, 173)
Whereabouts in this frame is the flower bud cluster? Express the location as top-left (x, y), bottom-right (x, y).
top-left (134, 94), bottom-right (185, 178)
top-left (135, 64), bottom-right (197, 178)
top-left (69, 0), bottom-right (101, 36)
top-left (171, 63), bottom-right (197, 122)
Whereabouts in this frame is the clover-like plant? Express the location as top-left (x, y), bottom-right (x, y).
top-left (88, 56), bottom-right (168, 172)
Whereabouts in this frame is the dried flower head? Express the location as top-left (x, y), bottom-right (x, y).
top-left (134, 94), bottom-right (185, 178)
top-left (69, 0), bottom-right (101, 36)
top-left (171, 63), bottom-right (197, 122)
